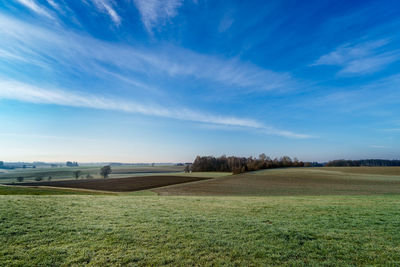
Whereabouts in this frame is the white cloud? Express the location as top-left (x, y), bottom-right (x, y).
top-left (46, 0), bottom-right (60, 11)
top-left (133, 0), bottom-right (182, 32)
top-left (313, 39), bottom-right (399, 75)
top-left (90, 0), bottom-right (121, 25)
top-left (0, 14), bottom-right (310, 139)
top-left (0, 14), bottom-right (296, 92)
top-left (314, 40), bottom-right (387, 65)
top-left (15, 0), bottom-right (54, 19)
top-left (0, 79), bottom-right (311, 139)
top-left (339, 53), bottom-right (399, 75)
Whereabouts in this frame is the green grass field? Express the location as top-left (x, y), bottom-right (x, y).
top-left (1, 167), bottom-right (400, 265)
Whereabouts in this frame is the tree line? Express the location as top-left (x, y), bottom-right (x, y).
top-left (187, 154), bottom-right (306, 174)
top-left (325, 159), bottom-right (400, 167)
top-left (14, 165), bottom-right (112, 183)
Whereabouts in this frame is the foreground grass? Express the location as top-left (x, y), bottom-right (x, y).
top-left (1, 195), bottom-right (400, 265)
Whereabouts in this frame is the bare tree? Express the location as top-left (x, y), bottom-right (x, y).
top-left (73, 170), bottom-right (82, 179)
top-left (100, 166), bottom-right (112, 179)
top-left (184, 164), bottom-right (191, 173)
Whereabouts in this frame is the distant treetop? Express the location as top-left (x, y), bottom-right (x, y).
top-left (66, 161), bottom-right (79, 167)
top-left (326, 159), bottom-right (400, 167)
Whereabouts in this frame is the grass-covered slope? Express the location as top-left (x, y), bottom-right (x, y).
top-left (1, 195), bottom-right (400, 266)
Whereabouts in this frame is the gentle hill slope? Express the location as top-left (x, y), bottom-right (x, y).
top-left (153, 167), bottom-right (400, 196)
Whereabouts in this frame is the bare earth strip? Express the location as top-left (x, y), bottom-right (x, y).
top-left (8, 176), bottom-right (209, 192)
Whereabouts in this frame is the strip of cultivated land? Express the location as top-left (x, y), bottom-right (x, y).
top-left (0, 185), bottom-right (116, 195)
top-left (153, 167), bottom-right (400, 196)
top-left (8, 176), bottom-right (209, 192)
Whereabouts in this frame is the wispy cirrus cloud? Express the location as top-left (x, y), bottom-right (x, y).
top-left (133, 0), bottom-right (183, 33)
top-left (15, 0), bottom-right (120, 25)
top-left (0, 14), bottom-right (296, 92)
top-left (46, 0), bottom-right (60, 11)
top-left (0, 14), bottom-right (310, 139)
top-left (313, 39), bottom-right (400, 75)
top-left (88, 0), bottom-right (121, 25)
top-left (0, 79), bottom-right (311, 139)
top-left (15, 0), bottom-right (54, 19)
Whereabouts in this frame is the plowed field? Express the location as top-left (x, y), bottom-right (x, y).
top-left (10, 176), bottom-right (208, 192)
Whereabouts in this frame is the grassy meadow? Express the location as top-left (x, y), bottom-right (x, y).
top-left (1, 167), bottom-right (400, 266)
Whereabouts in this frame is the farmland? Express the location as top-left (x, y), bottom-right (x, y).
top-left (0, 165), bottom-right (184, 184)
top-left (1, 167), bottom-right (400, 265)
top-left (154, 167), bottom-right (400, 196)
top-left (10, 175), bottom-right (209, 192)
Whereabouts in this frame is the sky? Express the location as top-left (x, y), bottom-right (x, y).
top-left (0, 0), bottom-right (399, 163)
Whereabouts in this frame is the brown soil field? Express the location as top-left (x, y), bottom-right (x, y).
top-left (153, 168), bottom-right (400, 196)
top-left (9, 176), bottom-right (209, 192)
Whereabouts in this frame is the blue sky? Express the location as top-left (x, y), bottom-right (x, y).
top-left (0, 0), bottom-right (399, 162)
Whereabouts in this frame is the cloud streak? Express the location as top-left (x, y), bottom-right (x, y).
top-left (133, 0), bottom-right (183, 33)
top-left (0, 14), bottom-right (296, 92)
top-left (313, 39), bottom-right (400, 75)
top-left (46, 0), bottom-right (62, 12)
top-left (89, 0), bottom-right (121, 25)
top-left (0, 79), bottom-right (311, 139)
top-left (0, 13), bottom-right (310, 139)
top-left (15, 0), bottom-right (53, 19)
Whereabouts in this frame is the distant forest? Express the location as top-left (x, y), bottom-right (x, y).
top-left (188, 155), bottom-right (310, 174)
top-left (325, 159), bottom-right (400, 167)
top-left (188, 156), bottom-right (400, 173)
